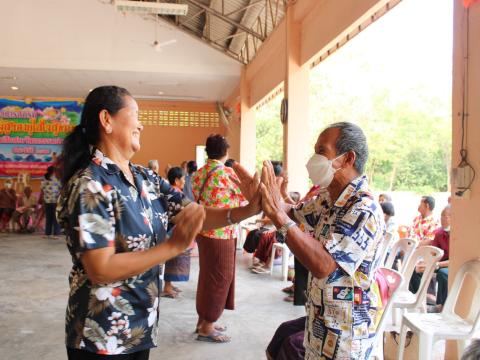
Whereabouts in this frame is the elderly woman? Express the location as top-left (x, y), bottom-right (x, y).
top-left (57, 86), bottom-right (260, 360)
top-left (162, 166), bottom-right (191, 298)
top-left (191, 134), bottom-right (247, 343)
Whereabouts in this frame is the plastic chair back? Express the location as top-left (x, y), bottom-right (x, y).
top-left (384, 238), bottom-right (418, 271)
top-left (375, 231), bottom-right (398, 268)
top-left (442, 259), bottom-right (480, 335)
top-left (400, 246), bottom-right (444, 306)
top-left (374, 267), bottom-right (404, 349)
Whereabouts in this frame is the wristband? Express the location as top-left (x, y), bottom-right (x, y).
top-left (227, 209), bottom-right (235, 225)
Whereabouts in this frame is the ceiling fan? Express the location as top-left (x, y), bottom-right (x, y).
top-left (151, 13), bottom-right (177, 51)
top-left (130, 12), bottom-right (177, 52)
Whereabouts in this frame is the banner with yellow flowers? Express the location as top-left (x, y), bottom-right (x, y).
top-left (0, 98), bottom-right (82, 178)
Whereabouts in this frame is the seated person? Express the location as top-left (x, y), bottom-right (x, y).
top-left (409, 205), bottom-right (450, 311)
top-left (11, 187), bottom-right (37, 233)
top-left (243, 226), bottom-right (282, 273)
top-left (381, 201), bottom-right (397, 236)
top-left (0, 179), bottom-right (16, 232)
top-left (380, 201), bottom-right (398, 265)
top-left (245, 191), bottom-right (300, 274)
top-left (410, 195), bottom-right (439, 246)
top-left (379, 192), bottom-right (392, 204)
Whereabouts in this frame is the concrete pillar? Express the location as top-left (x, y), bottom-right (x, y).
top-left (446, 1), bottom-right (480, 358)
top-left (283, 3), bottom-right (310, 195)
top-left (239, 67), bottom-right (256, 174)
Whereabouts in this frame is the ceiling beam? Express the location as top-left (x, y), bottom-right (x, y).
top-left (224, 0), bottom-right (264, 17)
top-left (183, 0), bottom-right (266, 41)
top-left (157, 16), bottom-right (247, 64)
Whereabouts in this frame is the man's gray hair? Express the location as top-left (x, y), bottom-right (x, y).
top-left (148, 159), bottom-right (159, 170)
top-left (327, 122), bottom-right (368, 174)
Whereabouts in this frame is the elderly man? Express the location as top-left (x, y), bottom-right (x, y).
top-left (409, 205), bottom-right (451, 311)
top-left (261, 122), bottom-right (385, 360)
top-left (410, 195), bottom-right (439, 246)
top-left (12, 186), bottom-right (37, 233)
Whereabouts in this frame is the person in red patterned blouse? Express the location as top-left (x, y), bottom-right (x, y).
top-left (192, 134), bottom-right (246, 343)
top-left (409, 195), bottom-right (439, 246)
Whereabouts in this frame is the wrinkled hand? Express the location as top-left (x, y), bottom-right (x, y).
top-left (231, 162), bottom-right (261, 202)
top-left (279, 173), bottom-right (289, 199)
top-left (260, 161), bottom-right (288, 227)
top-left (415, 261), bottom-right (426, 273)
top-left (170, 202), bottom-right (205, 251)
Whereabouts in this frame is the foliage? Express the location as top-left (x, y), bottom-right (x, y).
top-left (255, 96), bottom-right (283, 171)
top-left (255, 8), bottom-right (452, 194)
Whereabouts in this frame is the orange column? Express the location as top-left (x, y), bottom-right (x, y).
top-left (239, 67), bottom-right (257, 174)
top-left (283, 2), bottom-right (310, 195)
top-left (447, 1), bottom-right (480, 358)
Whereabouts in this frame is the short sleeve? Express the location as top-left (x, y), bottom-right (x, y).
top-left (293, 197), bottom-right (322, 230)
top-left (324, 203), bottom-right (379, 278)
top-left (69, 177), bottom-right (116, 254)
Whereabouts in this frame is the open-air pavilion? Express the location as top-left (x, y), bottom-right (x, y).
top-left (1, 0), bottom-right (479, 359)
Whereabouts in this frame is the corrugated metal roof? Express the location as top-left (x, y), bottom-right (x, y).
top-left (154, 0), bottom-right (286, 63)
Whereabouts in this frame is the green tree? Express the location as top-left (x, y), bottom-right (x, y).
top-left (255, 96), bottom-right (283, 171)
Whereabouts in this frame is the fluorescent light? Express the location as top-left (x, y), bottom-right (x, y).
top-left (158, 91), bottom-right (164, 95)
top-left (133, 94), bottom-right (203, 101)
top-left (115, 1), bottom-right (188, 16)
top-left (11, 86), bottom-right (19, 90)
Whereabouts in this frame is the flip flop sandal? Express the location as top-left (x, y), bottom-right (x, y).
top-left (172, 286), bottom-right (182, 293)
top-left (194, 325), bottom-right (227, 333)
top-left (160, 292), bottom-right (177, 299)
top-left (251, 267), bottom-right (270, 274)
top-left (196, 330), bottom-right (231, 343)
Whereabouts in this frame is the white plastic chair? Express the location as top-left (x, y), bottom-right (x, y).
top-left (371, 267), bottom-right (404, 359)
top-left (388, 246), bottom-right (444, 329)
top-left (269, 242), bottom-right (290, 281)
top-left (376, 232), bottom-right (399, 269)
top-left (397, 259), bottom-right (480, 360)
top-left (384, 238), bottom-right (418, 272)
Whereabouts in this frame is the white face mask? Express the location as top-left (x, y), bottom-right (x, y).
top-left (443, 226), bottom-right (450, 232)
top-left (305, 153), bottom-right (345, 188)
top-left (5, 183), bottom-right (12, 189)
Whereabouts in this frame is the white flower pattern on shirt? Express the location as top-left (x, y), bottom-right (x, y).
top-left (57, 149), bottom-right (191, 355)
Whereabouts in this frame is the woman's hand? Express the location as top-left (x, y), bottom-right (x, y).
top-left (169, 202), bottom-right (205, 251)
top-left (260, 161), bottom-right (290, 227)
top-left (231, 162), bottom-right (261, 203)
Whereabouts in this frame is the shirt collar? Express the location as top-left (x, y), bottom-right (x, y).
top-left (92, 148), bottom-right (139, 176)
top-left (332, 175), bottom-right (370, 208)
top-left (207, 159), bottom-right (224, 166)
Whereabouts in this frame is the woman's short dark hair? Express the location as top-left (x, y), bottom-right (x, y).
top-left (57, 86), bottom-right (131, 186)
top-left (381, 201), bottom-right (395, 217)
top-left (45, 165), bottom-right (55, 180)
top-left (422, 196), bottom-right (435, 211)
top-left (167, 166), bottom-right (185, 185)
top-left (272, 162), bottom-right (283, 177)
top-left (187, 160), bottom-right (197, 174)
top-left (225, 159), bottom-right (235, 168)
top-left (205, 134), bottom-right (230, 160)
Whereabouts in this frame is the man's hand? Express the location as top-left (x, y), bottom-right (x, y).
top-left (260, 161), bottom-right (290, 227)
top-left (415, 261), bottom-right (426, 273)
top-left (279, 173), bottom-right (289, 199)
